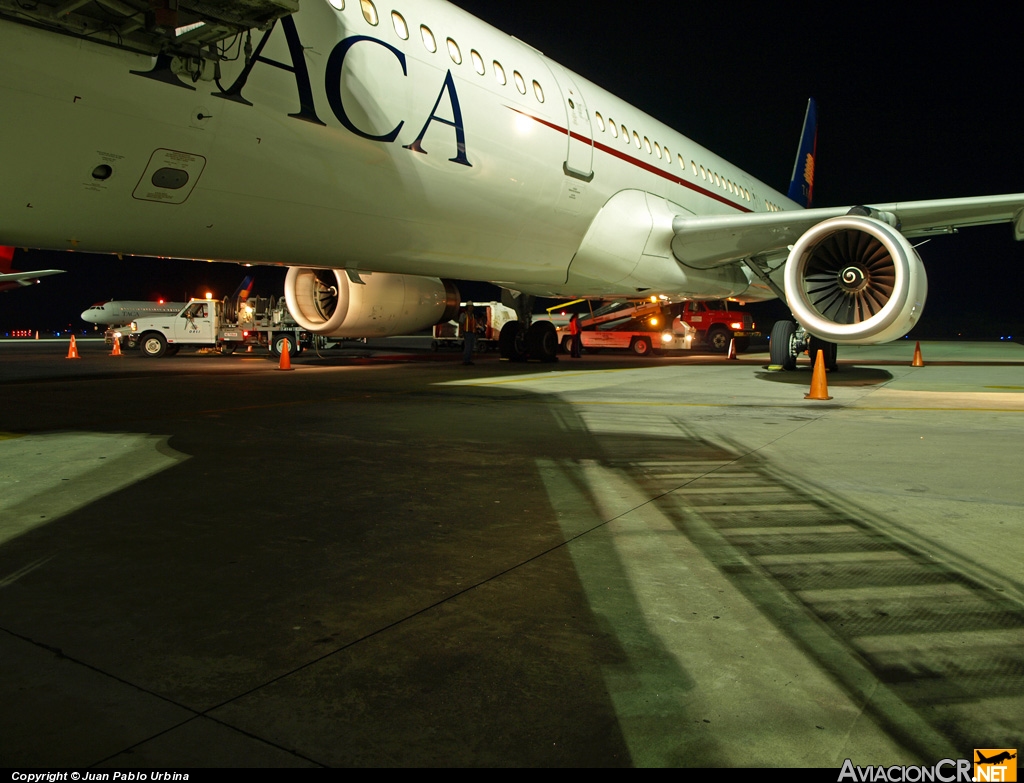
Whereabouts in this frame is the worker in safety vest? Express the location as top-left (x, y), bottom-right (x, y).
top-left (459, 302), bottom-right (478, 365)
top-left (568, 313), bottom-right (582, 358)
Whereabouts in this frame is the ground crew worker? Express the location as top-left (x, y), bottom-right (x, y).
top-left (459, 302), bottom-right (477, 365)
top-left (569, 313), bottom-right (582, 357)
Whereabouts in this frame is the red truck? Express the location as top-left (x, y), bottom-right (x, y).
top-left (673, 300), bottom-right (759, 353)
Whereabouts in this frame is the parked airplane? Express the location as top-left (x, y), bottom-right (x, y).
top-left (0, 0), bottom-right (1021, 366)
top-left (81, 300), bottom-right (188, 326)
top-left (0, 246), bottom-right (64, 293)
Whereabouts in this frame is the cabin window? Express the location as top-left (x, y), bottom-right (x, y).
top-left (594, 112), bottom-right (605, 132)
top-left (608, 119), bottom-right (618, 138)
top-left (632, 131), bottom-right (641, 149)
top-left (420, 25), bottom-right (436, 52)
top-left (533, 80), bottom-right (544, 102)
top-left (359, 0), bottom-right (378, 25)
top-left (643, 137), bottom-right (652, 154)
top-left (662, 145), bottom-right (669, 161)
top-left (471, 49), bottom-right (485, 74)
top-left (447, 38), bottom-right (462, 64)
top-left (391, 11), bottom-right (408, 39)
top-left (620, 124), bottom-right (628, 142)
top-left (513, 71), bottom-right (526, 94)
top-left (328, 0), bottom-right (344, 9)
top-left (493, 61), bottom-right (506, 85)
top-left (700, 165), bottom-right (707, 180)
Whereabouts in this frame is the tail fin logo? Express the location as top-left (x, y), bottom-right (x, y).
top-left (975, 749), bottom-right (1017, 781)
top-left (802, 152), bottom-right (815, 191)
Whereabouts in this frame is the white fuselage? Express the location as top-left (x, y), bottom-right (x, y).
top-left (0, 0), bottom-right (794, 301)
top-left (81, 301), bottom-right (188, 326)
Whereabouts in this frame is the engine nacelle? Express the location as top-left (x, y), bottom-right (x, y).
top-left (784, 215), bottom-right (927, 344)
top-left (284, 268), bottom-right (460, 337)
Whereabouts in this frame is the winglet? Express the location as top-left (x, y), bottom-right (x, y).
top-left (787, 98), bottom-right (817, 208)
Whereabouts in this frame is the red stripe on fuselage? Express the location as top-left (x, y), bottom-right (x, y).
top-left (508, 107), bottom-right (752, 213)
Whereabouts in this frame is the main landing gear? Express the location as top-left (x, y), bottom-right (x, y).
top-left (498, 320), bottom-right (559, 362)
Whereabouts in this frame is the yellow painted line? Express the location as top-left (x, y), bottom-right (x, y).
top-left (563, 400), bottom-right (1024, 412)
top-left (448, 367), bottom-right (642, 385)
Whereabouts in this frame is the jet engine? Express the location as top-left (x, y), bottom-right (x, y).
top-left (284, 268), bottom-right (460, 337)
top-left (784, 215), bottom-right (927, 344)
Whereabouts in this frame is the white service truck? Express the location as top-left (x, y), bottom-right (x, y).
top-left (129, 297), bottom-right (309, 357)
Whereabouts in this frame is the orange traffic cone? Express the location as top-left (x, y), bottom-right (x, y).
top-left (804, 349), bottom-right (833, 400)
top-left (110, 336), bottom-right (122, 356)
top-left (727, 338), bottom-right (738, 360)
top-left (66, 335), bottom-right (80, 359)
top-left (278, 338), bottom-right (293, 371)
top-left (911, 341), bottom-right (925, 367)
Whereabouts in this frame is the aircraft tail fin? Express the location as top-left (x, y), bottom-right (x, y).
top-left (787, 98), bottom-right (817, 208)
top-left (232, 274), bottom-right (255, 302)
top-left (0, 245), bottom-right (16, 273)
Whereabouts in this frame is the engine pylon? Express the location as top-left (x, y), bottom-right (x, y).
top-left (912, 341), bottom-right (925, 367)
top-left (278, 338), bottom-right (293, 371)
top-left (66, 335), bottom-right (80, 359)
top-left (805, 349), bottom-right (833, 401)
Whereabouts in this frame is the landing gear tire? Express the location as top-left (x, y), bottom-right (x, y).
top-left (631, 337), bottom-right (652, 356)
top-left (140, 332), bottom-right (167, 358)
top-left (165, 345), bottom-right (180, 357)
top-left (707, 326), bottom-right (731, 353)
top-left (733, 338), bottom-right (750, 353)
top-left (220, 344), bottom-right (236, 356)
top-left (499, 321), bottom-right (528, 362)
top-left (770, 320), bottom-right (797, 371)
top-left (560, 335), bottom-right (572, 354)
top-left (526, 320), bottom-right (558, 362)
top-left (808, 336), bottom-right (838, 372)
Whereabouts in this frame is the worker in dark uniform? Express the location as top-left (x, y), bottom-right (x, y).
top-left (459, 302), bottom-right (477, 365)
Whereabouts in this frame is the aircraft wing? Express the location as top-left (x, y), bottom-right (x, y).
top-left (671, 193), bottom-right (1024, 269)
top-left (0, 268), bottom-right (66, 286)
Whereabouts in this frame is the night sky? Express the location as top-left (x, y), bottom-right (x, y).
top-left (3, 0), bottom-right (1021, 337)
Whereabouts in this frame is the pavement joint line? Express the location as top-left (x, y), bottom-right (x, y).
top-left (0, 626), bottom-right (331, 768)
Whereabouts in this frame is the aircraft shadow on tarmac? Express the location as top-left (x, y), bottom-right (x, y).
top-left (565, 413), bottom-right (1024, 761)
top-left (2, 350), bottom-right (1022, 766)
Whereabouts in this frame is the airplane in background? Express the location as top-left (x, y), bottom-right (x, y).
top-left (0, 246), bottom-right (64, 293)
top-left (81, 299), bottom-right (188, 326)
top-left (0, 0), bottom-right (1021, 368)
top-left (81, 274), bottom-right (254, 326)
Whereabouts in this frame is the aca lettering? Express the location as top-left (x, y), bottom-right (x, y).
top-left (136, 18), bottom-right (471, 166)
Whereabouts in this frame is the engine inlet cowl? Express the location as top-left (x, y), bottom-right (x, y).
top-left (784, 215), bottom-right (927, 344)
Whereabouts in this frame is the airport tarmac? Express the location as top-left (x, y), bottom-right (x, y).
top-left (1, 338), bottom-right (1022, 768)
